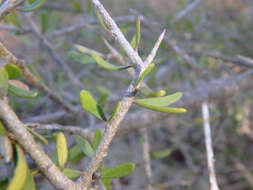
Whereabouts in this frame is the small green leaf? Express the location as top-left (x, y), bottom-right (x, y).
top-left (8, 84), bottom-right (38, 98)
top-left (109, 101), bottom-right (121, 121)
top-left (80, 90), bottom-right (107, 121)
top-left (131, 34), bottom-right (137, 50)
top-left (98, 93), bottom-right (108, 107)
top-left (68, 145), bottom-right (85, 164)
top-left (6, 13), bottom-right (20, 27)
top-left (96, 11), bottom-right (109, 32)
top-left (0, 68), bottom-right (8, 98)
top-left (26, 126), bottom-right (48, 145)
top-left (92, 53), bottom-right (132, 71)
top-left (21, 168), bottom-right (36, 190)
top-left (41, 12), bottom-right (48, 34)
top-left (56, 132), bottom-right (68, 168)
top-left (135, 103), bottom-right (187, 114)
top-left (136, 63), bottom-right (155, 86)
top-left (4, 64), bottom-right (22, 80)
top-left (75, 135), bottom-right (94, 158)
top-left (0, 121), bottom-right (6, 136)
top-left (101, 163), bottom-right (135, 179)
top-left (7, 145), bottom-right (28, 190)
top-left (93, 129), bottom-right (102, 150)
top-left (64, 168), bottom-right (81, 179)
top-left (150, 149), bottom-right (171, 159)
top-left (148, 90), bottom-right (166, 97)
top-left (135, 92), bottom-right (182, 107)
top-left (133, 18), bottom-right (141, 50)
top-left (20, 0), bottom-right (47, 12)
top-left (69, 51), bottom-right (94, 65)
top-left (102, 179), bottom-right (112, 190)
top-left (72, 2), bottom-right (82, 12)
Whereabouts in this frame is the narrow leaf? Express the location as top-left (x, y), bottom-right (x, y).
top-left (21, 168), bottom-right (36, 190)
top-left (0, 121), bottom-right (6, 136)
top-left (80, 90), bottom-right (107, 121)
top-left (96, 11), bottom-right (109, 32)
top-left (102, 179), bottom-right (112, 190)
top-left (75, 135), bottom-right (94, 158)
top-left (109, 101), bottom-right (121, 121)
top-left (92, 53), bottom-right (132, 71)
top-left (135, 18), bottom-right (141, 50)
top-left (7, 145), bottom-right (28, 190)
top-left (64, 168), bottom-right (81, 179)
top-left (6, 13), bottom-right (20, 27)
top-left (0, 68), bottom-right (8, 98)
top-left (41, 12), bottom-right (48, 34)
top-left (4, 64), bottom-right (22, 80)
top-left (150, 149), bottom-right (171, 159)
top-left (101, 163), bottom-right (135, 179)
top-left (136, 63), bottom-right (155, 86)
top-left (56, 132), bottom-right (68, 168)
top-left (8, 84), bottom-right (38, 98)
top-left (93, 129), bottom-right (102, 150)
top-left (68, 145), bottom-right (85, 164)
top-left (135, 92), bottom-right (182, 107)
top-left (26, 126), bottom-right (48, 145)
top-left (20, 0), bottom-right (47, 12)
top-left (135, 103), bottom-right (187, 114)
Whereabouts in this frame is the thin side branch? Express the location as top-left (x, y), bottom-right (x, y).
top-left (201, 102), bottom-right (219, 190)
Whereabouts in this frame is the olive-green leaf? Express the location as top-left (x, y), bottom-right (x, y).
top-left (135, 92), bottom-right (182, 107)
top-left (136, 63), bottom-right (155, 86)
top-left (7, 145), bottom-right (28, 190)
top-left (131, 18), bottom-right (141, 50)
top-left (4, 64), bottom-right (22, 80)
top-left (96, 11), bottom-right (109, 32)
top-left (8, 84), bottom-right (38, 98)
top-left (102, 179), bottom-right (112, 190)
top-left (26, 126), bottom-right (48, 145)
top-left (41, 12), bottom-right (48, 34)
top-left (64, 168), bottom-right (81, 179)
top-left (0, 68), bottom-right (8, 98)
top-left (80, 90), bottom-right (107, 121)
top-left (92, 53), bottom-right (132, 71)
top-left (21, 168), bottom-right (36, 190)
top-left (109, 101), bottom-right (121, 121)
top-left (0, 121), bottom-right (6, 136)
top-left (6, 13), bottom-right (20, 27)
top-left (148, 90), bottom-right (166, 97)
top-left (150, 149), bottom-right (171, 159)
top-left (93, 129), bottom-right (102, 150)
top-left (56, 132), bottom-right (68, 168)
top-left (20, 0), bottom-right (47, 12)
top-left (101, 163), bottom-right (135, 179)
top-left (135, 103), bottom-right (187, 114)
top-left (72, 2), bottom-right (82, 12)
top-left (68, 145), bottom-right (85, 164)
top-left (75, 135), bottom-right (94, 158)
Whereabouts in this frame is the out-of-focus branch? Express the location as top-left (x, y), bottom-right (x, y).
top-left (24, 15), bottom-right (85, 89)
top-left (0, 41), bottom-right (76, 114)
top-left (0, 98), bottom-right (78, 190)
top-left (234, 159), bottom-right (253, 188)
top-left (141, 128), bottom-right (153, 190)
top-left (171, 0), bottom-right (201, 24)
top-left (27, 122), bottom-right (93, 142)
top-left (187, 50), bottom-right (253, 68)
top-left (201, 102), bottom-right (219, 190)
